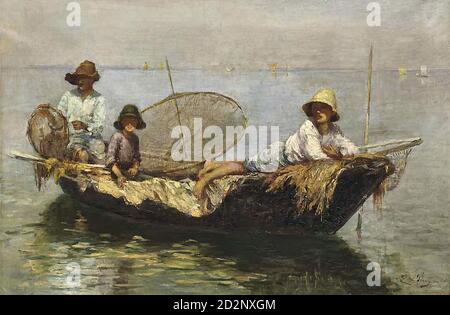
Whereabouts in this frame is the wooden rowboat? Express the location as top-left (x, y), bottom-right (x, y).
top-left (13, 95), bottom-right (422, 234)
top-left (11, 147), bottom-right (395, 234)
top-left (54, 155), bottom-right (394, 234)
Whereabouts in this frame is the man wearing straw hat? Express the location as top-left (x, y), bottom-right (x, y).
top-left (44, 60), bottom-right (106, 163)
top-left (193, 88), bottom-right (359, 202)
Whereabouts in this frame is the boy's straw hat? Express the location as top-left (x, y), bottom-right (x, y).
top-left (65, 60), bottom-right (100, 85)
top-left (114, 104), bottom-right (147, 130)
top-left (302, 88), bottom-right (340, 122)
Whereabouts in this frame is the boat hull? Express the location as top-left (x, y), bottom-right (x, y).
top-left (59, 157), bottom-right (393, 234)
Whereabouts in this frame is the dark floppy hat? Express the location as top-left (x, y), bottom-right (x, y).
top-left (65, 60), bottom-right (100, 85)
top-left (113, 104), bottom-right (146, 130)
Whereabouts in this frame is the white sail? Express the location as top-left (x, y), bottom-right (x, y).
top-left (420, 65), bottom-right (428, 76)
top-left (416, 65), bottom-right (429, 77)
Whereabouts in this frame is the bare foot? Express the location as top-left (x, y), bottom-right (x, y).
top-left (193, 178), bottom-right (207, 200)
top-left (198, 197), bottom-right (210, 216)
top-left (193, 181), bottom-right (211, 214)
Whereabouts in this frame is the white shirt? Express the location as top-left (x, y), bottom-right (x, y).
top-left (57, 88), bottom-right (106, 136)
top-left (284, 119), bottom-right (359, 162)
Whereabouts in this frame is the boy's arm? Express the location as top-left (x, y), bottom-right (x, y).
top-left (337, 136), bottom-right (359, 155)
top-left (106, 135), bottom-right (127, 188)
top-left (111, 164), bottom-right (126, 188)
top-left (133, 136), bottom-right (141, 164)
top-left (128, 137), bottom-right (141, 177)
top-left (111, 163), bottom-right (124, 178)
top-left (128, 161), bottom-right (140, 177)
top-left (333, 126), bottom-right (359, 156)
top-left (105, 133), bottom-right (120, 169)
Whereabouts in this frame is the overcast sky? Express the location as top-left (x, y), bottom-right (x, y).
top-left (1, 0), bottom-right (448, 69)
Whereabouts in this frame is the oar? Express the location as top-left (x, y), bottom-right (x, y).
top-left (8, 150), bottom-right (45, 162)
top-left (8, 150), bottom-right (107, 170)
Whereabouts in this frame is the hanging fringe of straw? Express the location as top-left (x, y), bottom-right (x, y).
top-left (32, 158), bottom-right (106, 191)
top-left (267, 159), bottom-right (345, 216)
top-left (372, 179), bottom-right (387, 211)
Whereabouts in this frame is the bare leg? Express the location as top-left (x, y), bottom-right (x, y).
top-left (193, 161), bottom-right (245, 201)
top-left (197, 161), bottom-right (216, 178)
top-left (198, 160), bottom-right (228, 178)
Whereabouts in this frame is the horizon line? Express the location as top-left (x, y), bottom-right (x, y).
top-left (4, 64), bottom-right (450, 72)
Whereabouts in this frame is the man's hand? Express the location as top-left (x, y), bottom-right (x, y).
top-left (127, 166), bottom-right (139, 178)
top-left (117, 176), bottom-right (127, 189)
top-left (322, 145), bottom-right (343, 160)
top-left (72, 120), bottom-right (88, 131)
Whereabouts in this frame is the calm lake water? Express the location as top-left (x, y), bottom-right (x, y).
top-left (0, 67), bottom-right (449, 294)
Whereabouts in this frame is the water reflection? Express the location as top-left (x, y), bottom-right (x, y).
top-left (14, 195), bottom-right (398, 294)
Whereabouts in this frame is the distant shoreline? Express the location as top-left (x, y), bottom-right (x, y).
top-left (3, 64), bottom-right (449, 72)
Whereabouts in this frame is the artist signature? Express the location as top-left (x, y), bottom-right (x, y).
top-left (399, 272), bottom-right (431, 288)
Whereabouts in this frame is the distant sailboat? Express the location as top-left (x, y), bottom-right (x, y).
top-left (398, 66), bottom-right (407, 77)
top-left (416, 65), bottom-right (429, 77)
top-left (143, 62), bottom-right (149, 71)
top-left (270, 63), bottom-right (278, 73)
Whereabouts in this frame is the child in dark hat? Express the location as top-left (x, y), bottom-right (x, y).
top-left (106, 104), bottom-right (146, 188)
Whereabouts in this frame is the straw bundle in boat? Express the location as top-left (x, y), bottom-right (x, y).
top-left (267, 160), bottom-right (344, 216)
top-left (267, 154), bottom-right (393, 216)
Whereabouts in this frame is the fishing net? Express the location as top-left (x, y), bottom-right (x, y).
top-left (27, 105), bottom-right (69, 160)
top-left (365, 139), bottom-right (422, 209)
top-left (382, 149), bottom-right (413, 191)
top-left (26, 106), bottom-right (70, 190)
top-left (139, 92), bottom-right (247, 179)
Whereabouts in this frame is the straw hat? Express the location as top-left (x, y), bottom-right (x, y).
top-left (113, 104), bottom-right (146, 130)
top-left (302, 88), bottom-right (340, 122)
top-left (65, 60), bottom-right (100, 85)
